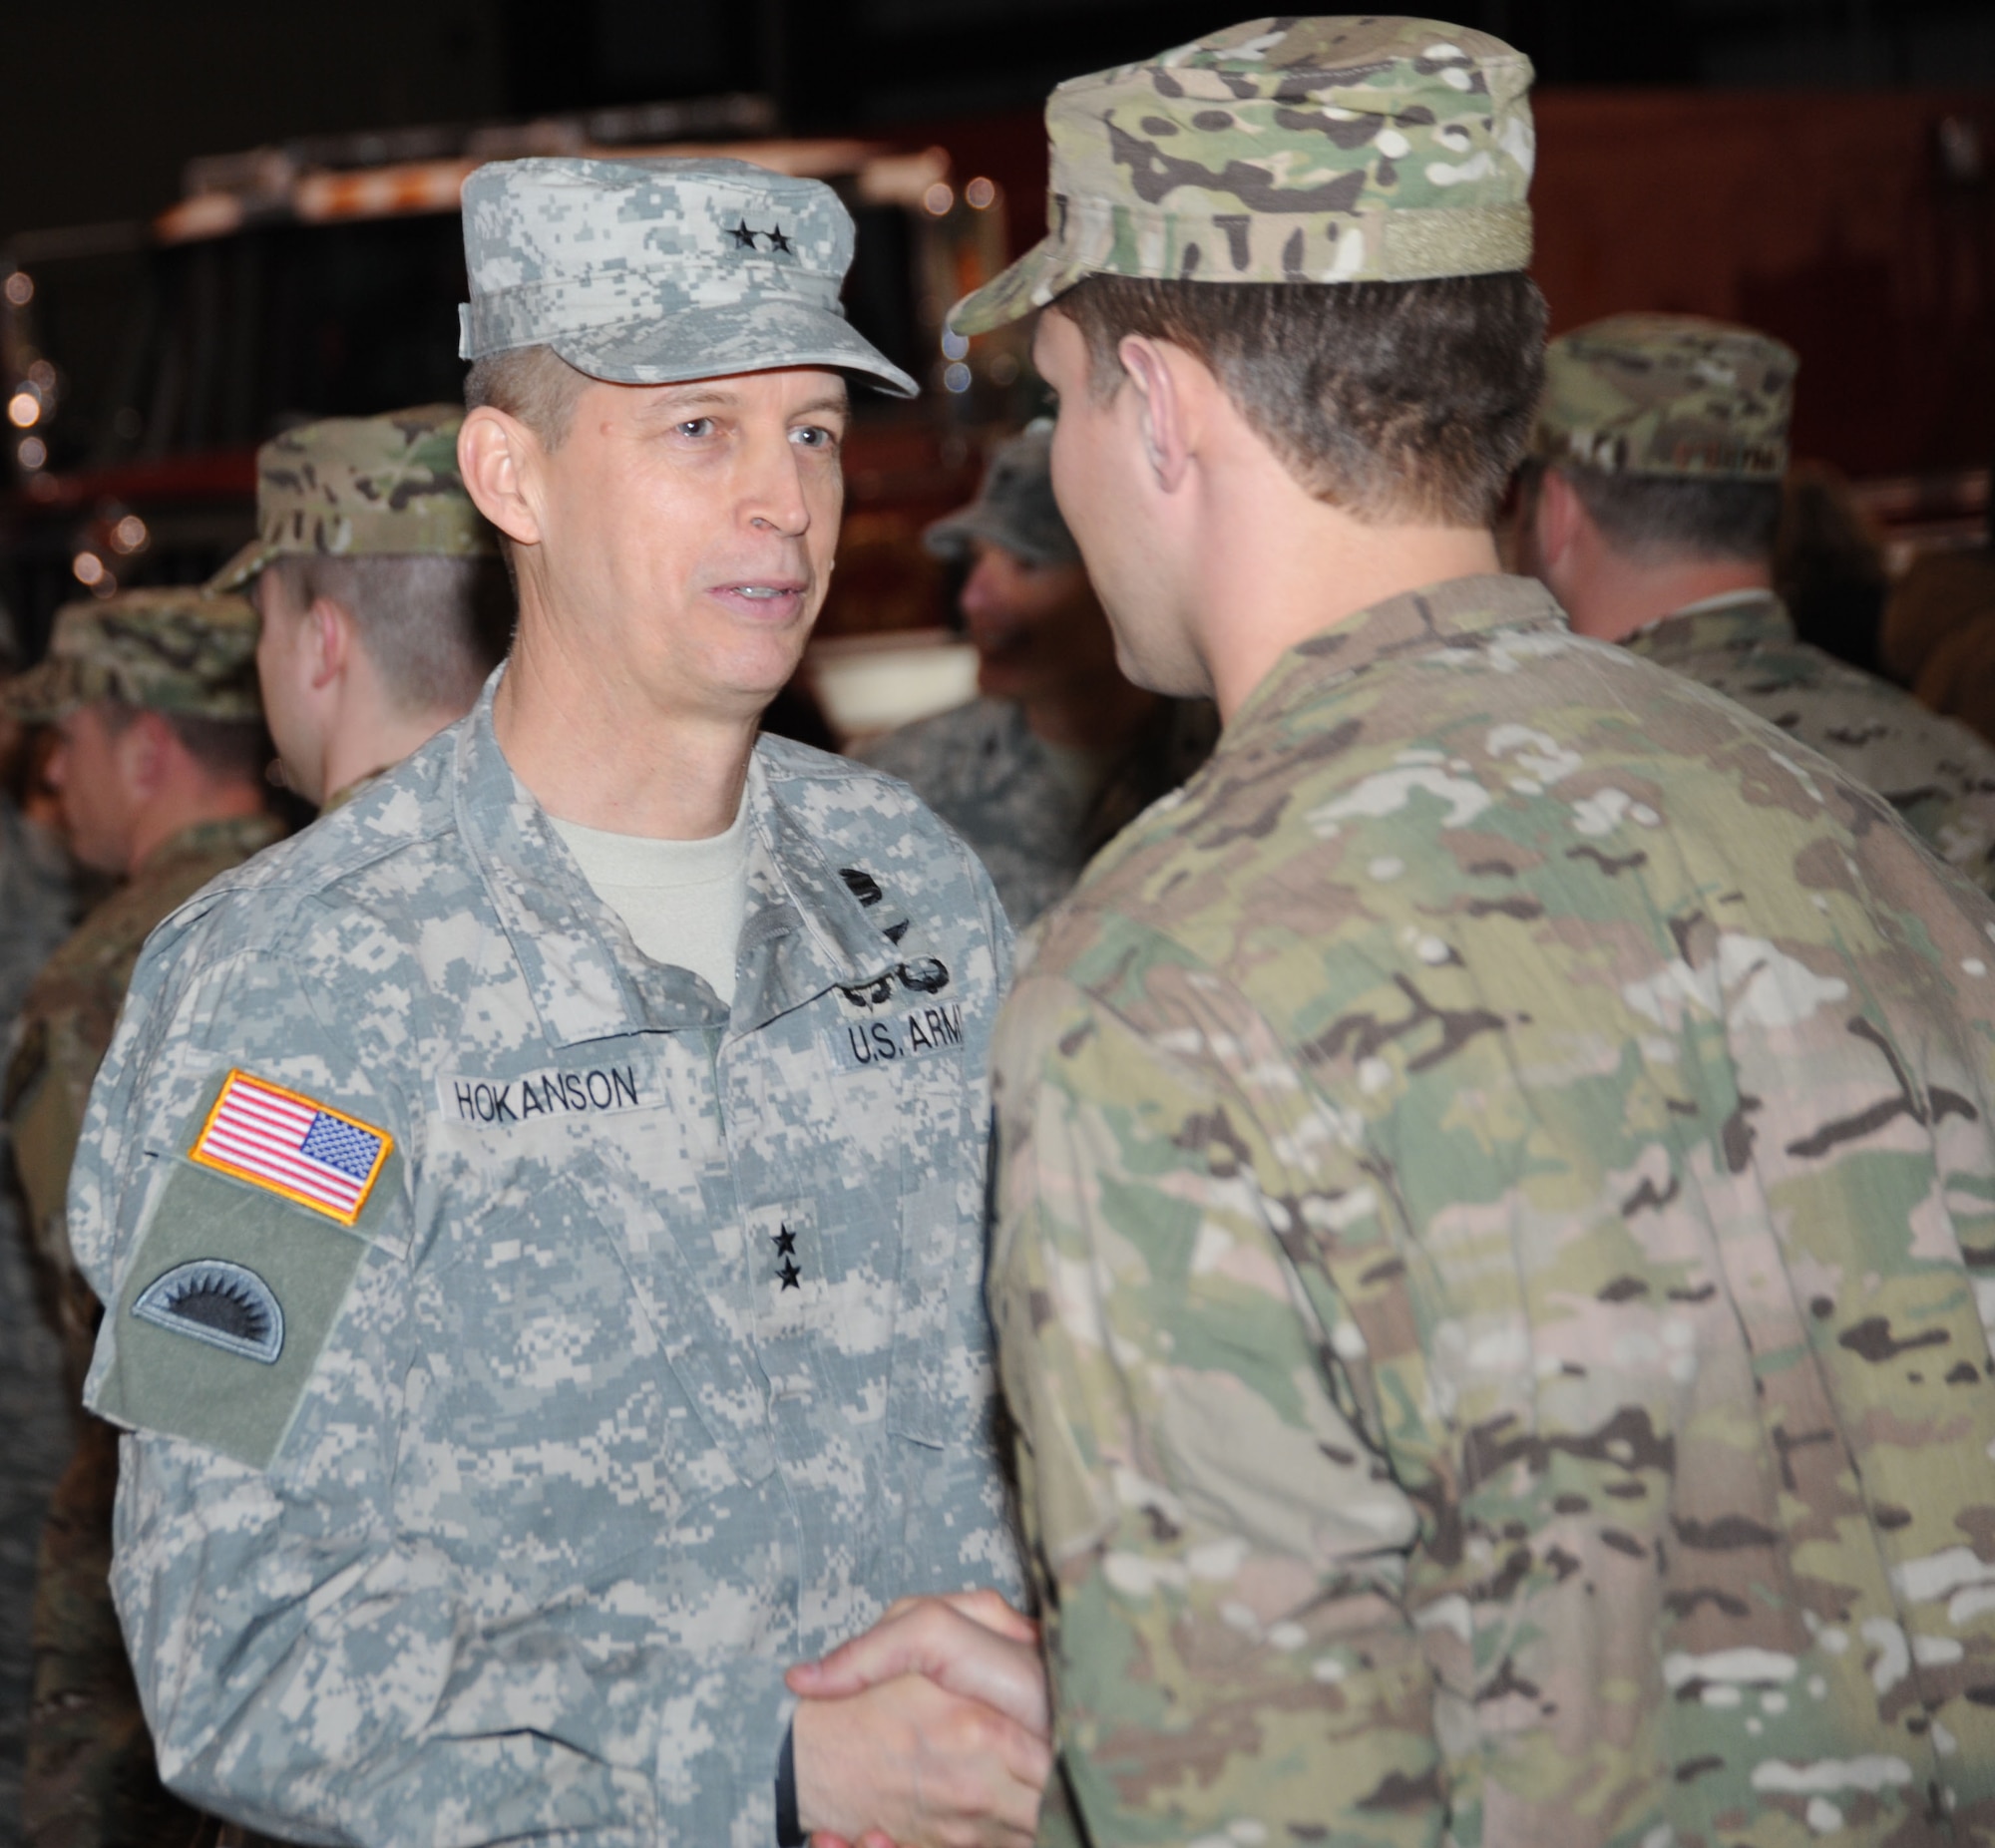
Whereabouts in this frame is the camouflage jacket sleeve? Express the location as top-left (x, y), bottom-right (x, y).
top-left (991, 957), bottom-right (1441, 1848)
top-left (75, 941), bottom-right (793, 1848)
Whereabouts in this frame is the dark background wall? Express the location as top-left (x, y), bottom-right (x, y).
top-left (6, 0), bottom-right (1995, 240)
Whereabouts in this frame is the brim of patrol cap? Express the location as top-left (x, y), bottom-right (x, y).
top-left (0, 657), bottom-right (82, 724)
top-left (923, 505), bottom-right (1075, 568)
top-left (208, 536), bottom-right (280, 595)
top-left (949, 236), bottom-right (1082, 338)
top-left (550, 299), bottom-right (919, 399)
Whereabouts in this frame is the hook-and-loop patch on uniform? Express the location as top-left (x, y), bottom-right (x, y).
top-left (93, 1069), bottom-right (399, 1470)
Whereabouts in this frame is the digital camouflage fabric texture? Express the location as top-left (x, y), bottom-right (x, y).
top-left (1535, 312), bottom-right (1797, 481)
top-left (67, 685), bottom-right (1024, 1843)
top-left (6, 812), bottom-right (281, 1848)
top-left (950, 15), bottom-right (1535, 335)
top-left (208, 404), bottom-right (492, 593)
top-left (992, 573), bottom-right (1995, 1845)
top-left (861, 695), bottom-right (1218, 928)
top-left (924, 423), bottom-right (1080, 568)
top-left (458, 155), bottom-right (919, 396)
top-left (0, 589), bottom-right (261, 724)
top-left (1627, 588), bottom-right (1995, 900)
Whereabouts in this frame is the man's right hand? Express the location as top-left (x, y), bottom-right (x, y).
top-left (792, 1658), bottom-right (1050, 1848)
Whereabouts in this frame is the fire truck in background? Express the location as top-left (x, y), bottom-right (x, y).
top-left (0, 94), bottom-right (1038, 686)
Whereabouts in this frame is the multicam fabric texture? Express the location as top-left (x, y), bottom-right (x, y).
top-left (459, 157), bottom-right (918, 396)
top-left (209, 405), bottom-right (492, 593)
top-left (951, 16), bottom-right (1535, 335)
top-left (1628, 588), bottom-right (1995, 898)
top-left (860, 696), bottom-right (1217, 927)
top-left (1535, 313), bottom-right (1797, 481)
top-left (69, 682), bottom-right (1021, 1844)
top-left (0, 591), bottom-right (262, 725)
top-left (4, 812), bottom-right (280, 1848)
top-left (925, 425), bottom-right (1080, 568)
top-left (991, 572), bottom-right (1995, 1846)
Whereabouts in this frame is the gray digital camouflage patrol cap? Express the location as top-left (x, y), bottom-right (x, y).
top-left (925, 424), bottom-right (1079, 568)
top-left (459, 156), bottom-right (919, 397)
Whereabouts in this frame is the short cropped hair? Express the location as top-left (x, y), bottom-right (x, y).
top-left (464, 344), bottom-right (589, 451)
top-left (99, 700), bottom-right (268, 786)
top-left (271, 554), bottom-right (510, 712)
top-left (1056, 271), bottom-right (1548, 527)
top-left (1559, 463), bottom-right (1783, 565)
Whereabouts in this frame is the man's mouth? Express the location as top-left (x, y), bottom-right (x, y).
top-left (710, 578), bottom-right (809, 616)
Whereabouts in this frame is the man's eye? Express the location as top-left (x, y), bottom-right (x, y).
top-left (791, 424), bottom-right (838, 449)
top-left (676, 418), bottom-right (716, 439)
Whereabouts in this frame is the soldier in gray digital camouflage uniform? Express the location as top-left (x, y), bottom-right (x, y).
top-left (859, 425), bottom-right (1215, 926)
top-left (1516, 312), bottom-right (1995, 897)
top-left (210, 405), bottom-right (507, 816)
top-left (66, 158), bottom-right (1052, 1848)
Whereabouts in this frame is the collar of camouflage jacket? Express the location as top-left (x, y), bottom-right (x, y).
top-left (451, 673), bottom-right (903, 1046)
top-left (135, 811), bottom-right (286, 881)
top-left (1622, 587), bottom-right (1794, 666)
top-left (1224, 572), bottom-right (1572, 744)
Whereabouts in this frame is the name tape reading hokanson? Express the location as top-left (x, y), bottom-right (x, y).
top-left (189, 1069), bottom-right (394, 1226)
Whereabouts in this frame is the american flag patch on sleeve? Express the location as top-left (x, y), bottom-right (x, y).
top-left (189, 1070), bottom-right (393, 1226)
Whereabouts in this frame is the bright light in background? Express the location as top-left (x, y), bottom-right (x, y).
top-left (2, 271), bottom-right (32, 307)
top-left (111, 515), bottom-right (149, 554)
top-left (27, 359), bottom-right (54, 390)
top-left (72, 552), bottom-right (106, 586)
top-left (965, 177), bottom-right (997, 209)
top-left (8, 391), bottom-right (40, 428)
top-left (923, 182), bottom-right (954, 216)
top-left (941, 329), bottom-right (969, 361)
top-left (17, 436), bottom-right (45, 470)
top-left (944, 363), bottom-right (972, 394)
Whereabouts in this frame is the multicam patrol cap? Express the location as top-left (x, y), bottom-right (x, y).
top-left (951, 16), bottom-right (1535, 335)
top-left (209, 404), bottom-right (490, 593)
top-left (0, 588), bottom-right (261, 724)
top-left (925, 423), bottom-right (1080, 567)
top-left (458, 157), bottom-right (919, 397)
top-left (1534, 313), bottom-right (1797, 480)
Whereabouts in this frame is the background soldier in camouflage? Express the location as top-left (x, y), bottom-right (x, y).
top-left (68, 157), bottom-right (1051, 1848)
top-left (210, 405), bottom-right (508, 814)
top-left (859, 424), bottom-right (1215, 926)
top-left (1515, 312), bottom-right (1995, 896)
top-left (863, 17), bottom-right (1995, 1844)
top-left (2, 588), bottom-right (279, 1848)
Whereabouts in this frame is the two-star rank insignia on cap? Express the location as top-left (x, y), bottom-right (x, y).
top-left (189, 1069), bottom-right (393, 1226)
top-left (726, 220), bottom-right (794, 256)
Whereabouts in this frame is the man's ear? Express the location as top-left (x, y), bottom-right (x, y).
top-left (458, 406), bottom-right (545, 549)
top-left (306, 597), bottom-right (354, 691)
top-left (1534, 466), bottom-right (1586, 574)
top-left (120, 709), bottom-right (175, 798)
top-left (1116, 335), bottom-right (1193, 494)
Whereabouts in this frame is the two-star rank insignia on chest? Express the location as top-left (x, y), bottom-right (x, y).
top-left (772, 1223), bottom-right (801, 1289)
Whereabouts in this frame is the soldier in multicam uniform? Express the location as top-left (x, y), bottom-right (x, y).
top-left (859, 425), bottom-right (1215, 925)
top-left (209, 405), bottom-right (507, 815)
top-left (869, 16), bottom-right (1995, 1844)
top-left (2, 588), bottom-right (280, 1848)
top-left (1515, 313), bottom-right (1995, 897)
top-left (66, 157), bottom-right (1051, 1847)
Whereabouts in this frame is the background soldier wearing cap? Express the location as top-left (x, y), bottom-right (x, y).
top-left (211, 405), bottom-right (508, 814)
top-left (860, 423), bottom-right (1215, 925)
top-left (2, 587), bottom-right (279, 1848)
top-left (821, 15), bottom-right (1995, 1843)
top-left (64, 156), bottom-right (1049, 1848)
top-left (1515, 313), bottom-right (1995, 896)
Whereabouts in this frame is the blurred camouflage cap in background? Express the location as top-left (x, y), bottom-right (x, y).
top-left (1535, 313), bottom-right (1797, 480)
top-left (0, 588), bottom-right (261, 724)
top-left (925, 423), bottom-right (1079, 567)
top-left (458, 156), bottom-right (919, 397)
top-left (209, 404), bottom-right (490, 592)
top-left (951, 15), bottom-right (1535, 335)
